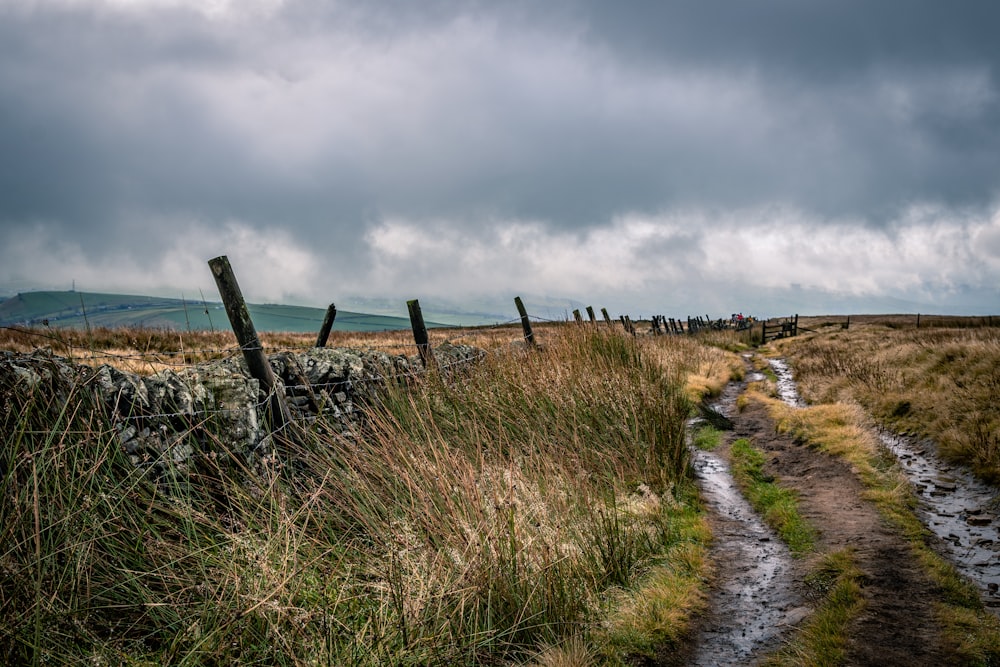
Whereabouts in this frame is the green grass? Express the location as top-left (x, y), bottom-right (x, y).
top-left (692, 425), bottom-right (722, 451)
top-left (762, 549), bottom-right (865, 667)
top-left (728, 438), bottom-right (815, 556)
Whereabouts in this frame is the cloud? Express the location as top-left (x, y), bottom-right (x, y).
top-left (0, 217), bottom-right (318, 302)
top-left (1, 1), bottom-right (999, 314)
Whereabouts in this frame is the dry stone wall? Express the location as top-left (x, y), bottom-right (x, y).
top-left (2, 342), bottom-right (482, 480)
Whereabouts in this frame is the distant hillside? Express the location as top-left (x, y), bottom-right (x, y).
top-left (0, 291), bottom-right (453, 333)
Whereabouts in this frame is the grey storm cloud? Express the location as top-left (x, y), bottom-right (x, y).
top-left (0, 0), bottom-right (998, 312)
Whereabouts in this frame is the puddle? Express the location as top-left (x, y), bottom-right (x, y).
top-left (879, 432), bottom-right (1000, 609)
top-left (767, 358), bottom-right (804, 407)
top-left (688, 369), bottom-right (806, 665)
top-left (767, 357), bottom-right (1000, 612)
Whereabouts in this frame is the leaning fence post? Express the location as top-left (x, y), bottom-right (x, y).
top-left (572, 309), bottom-right (583, 325)
top-left (315, 303), bottom-right (337, 347)
top-left (514, 296), bottom-right (536, 347)
top-left (407, 299), bottom-right (433, 368)
top-left (601, 308), bottom-right (613, 326)
top-left (208, 255), bottom-right (290, 432)
top-left (586, 306), bottom-right (597, 325)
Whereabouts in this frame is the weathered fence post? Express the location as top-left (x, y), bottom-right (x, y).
top-left (601, 308), bottom-right (613, 326)
top-left (586, 306), bottom-right (597, 325)
top-left (407, 299), bottom-right (434, 368)
top-left (315, 303), bottom-right (337, 347)
top-left (573, 309), bottom-right (583, 325)
top-left (208, 255), bottom-right (290, 432)
top-left (514, 296), bottom-right (536, 347)
top-left (793, 314), bottom-right (799, 337)
top-left (916, 313), bottom-right (921, 329)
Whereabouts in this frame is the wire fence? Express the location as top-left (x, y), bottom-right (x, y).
top-left (1, 320), bottom-right (505, 429)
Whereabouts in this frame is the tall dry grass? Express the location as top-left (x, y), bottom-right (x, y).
top-left (775, 323), bottom-right (1000, 482)
top-left (1, 324), bottom-right (708, 665)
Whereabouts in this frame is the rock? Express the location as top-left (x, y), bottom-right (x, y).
top-left (783, 606), bottom-right (812, 627)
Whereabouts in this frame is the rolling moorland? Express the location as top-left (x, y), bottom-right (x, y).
top-left (1, 315), bottom-right (999, 665)
top-left (0, 290), bottom-right (465, 332)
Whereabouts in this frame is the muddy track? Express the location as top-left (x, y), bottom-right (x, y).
top-left (678, 357), bottom-right (961, 665)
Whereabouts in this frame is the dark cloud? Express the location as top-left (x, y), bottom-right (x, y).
top-left (0, 1), bottom-right (998, 311)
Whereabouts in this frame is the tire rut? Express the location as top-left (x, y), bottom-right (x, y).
top-left (679, 356), bottom-right (958, 665)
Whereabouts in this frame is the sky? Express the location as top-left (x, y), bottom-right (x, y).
top-left (1, 0), bottom-right (999, 319)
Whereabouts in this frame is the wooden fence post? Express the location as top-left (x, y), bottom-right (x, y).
top-left (916, 313), bottom-right (921, 329)
top-left (573, 309), bottom-right (583, 325)
top-left (407, 299), bottom-right (433, 368)
top-left (315, 303), bottom-right (337, 347)
top-left (601, 308), bottom-right (613, 326)
top-left (586, 306), bottom-right (597, 325)
top-left (793, 314), bottom-right (799, 337)
top-left (514, 296), bottom-right (536, 347)
top-left (208, 255), bottom-right (290, 432)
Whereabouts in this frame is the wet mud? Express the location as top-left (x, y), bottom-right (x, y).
top-left (768, 358), bottom-right (1000, 613)
top-left (686, 368), bottom-right (807, 666)
top-left (880, 431), bottom-right (1000, 610)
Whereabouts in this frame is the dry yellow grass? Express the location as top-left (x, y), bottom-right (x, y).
top-left (772, 323), bottom-right (1000, 481)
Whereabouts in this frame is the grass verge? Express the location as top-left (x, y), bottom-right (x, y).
top-left (728, 438), bottom-right (815, 557)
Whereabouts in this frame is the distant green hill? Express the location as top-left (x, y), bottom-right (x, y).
top-left (0, 291), bottom-right (450, 333)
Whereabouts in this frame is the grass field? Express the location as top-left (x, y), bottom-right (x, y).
top-left (0, 290), bottom-right (460, 332)
top-left (0, 323), bottom-right (715, 665)
top-left (774, 320), bottom-right (1000, 482)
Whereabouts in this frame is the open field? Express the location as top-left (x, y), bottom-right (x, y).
top-left (773, 320), bottom-right (1000, 481)
top-left (0, 290), bottom-right (465, 332)
top-left (3, 318), bottom-right (999, 665)
top-left (1, 324), bottom-right (722, 665)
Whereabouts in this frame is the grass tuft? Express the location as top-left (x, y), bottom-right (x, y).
top-left (728, 438), bottom-right (815, 556)
top-left (762, 549), bottom-right (865, 667)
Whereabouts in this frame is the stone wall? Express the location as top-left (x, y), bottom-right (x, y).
top-left (1, 342), bottom-right (483, 479)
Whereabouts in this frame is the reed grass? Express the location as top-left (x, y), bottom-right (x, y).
top-left (1, 324), bottom-right (708, 664)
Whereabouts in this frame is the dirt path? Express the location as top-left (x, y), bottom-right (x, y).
top-left (680, 359), bottom-right (961, 665)
top-left (731, 399), bottom-right (955, 665)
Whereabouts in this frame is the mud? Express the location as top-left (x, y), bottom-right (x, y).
top-left (768, 357), bottom-right (1000, 613)
top-left (689, 449), bottom-right (807, 665)
top-left (673, 354), bottom-right (981, 665)
top-left (685, 367), bottom-right (807, 666)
